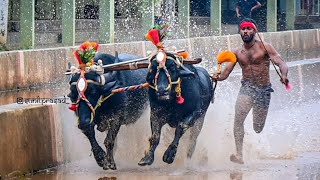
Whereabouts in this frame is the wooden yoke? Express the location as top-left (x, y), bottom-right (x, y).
top-left (104, 57), bottom-right (202, 71)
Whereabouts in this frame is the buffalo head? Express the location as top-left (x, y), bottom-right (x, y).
top-left (146, 50), bottom-right (194, 101)
top-left (67, 56), bottom-right (119, 128)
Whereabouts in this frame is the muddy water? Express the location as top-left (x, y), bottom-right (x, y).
top-left (3, 60), bottom-right (320, 180)
top-left (18, 152), bottom-right (320, 180)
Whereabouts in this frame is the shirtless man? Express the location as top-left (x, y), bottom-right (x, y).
top-left (213, 18), bottom-right (289, 164)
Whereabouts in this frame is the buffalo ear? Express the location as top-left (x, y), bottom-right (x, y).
top-left (178, 65), bottom-right (194, 77)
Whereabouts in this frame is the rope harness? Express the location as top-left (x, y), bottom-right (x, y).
top-left (147, 55), bottom-right (183, 99)
top-left (70, 71), bottom-right (150, 123)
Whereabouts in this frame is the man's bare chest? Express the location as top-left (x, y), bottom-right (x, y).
top-left (237, 48), bottom-right (267, 65)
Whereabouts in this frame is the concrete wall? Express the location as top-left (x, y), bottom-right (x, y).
top-left (0, 29), bottom-right (320, 176)
top-left (1, 29), bottom-right (319, 91)
top-left (0, 104), bottom-right (63, 176)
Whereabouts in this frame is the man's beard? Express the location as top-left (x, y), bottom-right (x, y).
top-left (241, 34), bottom-right (254, 43)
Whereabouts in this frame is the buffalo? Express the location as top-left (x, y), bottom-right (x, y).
top-left (67, 52), bottom-right (148, 170)
top-left (137, 50), bottom-right (214, 165)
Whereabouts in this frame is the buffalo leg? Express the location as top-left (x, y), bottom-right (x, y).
top-left (138, 112), bottom-right (165, 166)
top-left (187, 114), bottom-right (205, 158)
top-left (103, 122), bottom-right (121, 170)
top-left (163, 111), bottom-right (202, 164)
top-left (81, 124), bottom-right (106, 167)
top-left (162, 125), bottom-right (185, 164)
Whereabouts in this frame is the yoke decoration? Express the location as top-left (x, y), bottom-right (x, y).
top-left (74, 41), bottom-right (100, 68)
top-left (71, 41), bottom-right (104, 75)
top-left (145, 24), bottom-right (170, 49)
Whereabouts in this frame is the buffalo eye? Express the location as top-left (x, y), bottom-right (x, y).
top-left (87, 84), bottom-right (98, 95)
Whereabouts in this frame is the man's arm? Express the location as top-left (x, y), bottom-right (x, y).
top-left (265, 42), bottom-right (289, 84)
top-left (251, 1), bottom-right (261, 12)
top-left (236, 5), bottom-right (241, 17)
top-left (213, 61), bottom-right (237, 81)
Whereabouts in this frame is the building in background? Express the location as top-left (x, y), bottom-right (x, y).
top-left (3, 0), bottom-right (320, 49)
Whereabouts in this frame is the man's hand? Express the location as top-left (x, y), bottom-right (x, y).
top-left (212, 73), bottom-right (220, 81)
top-left (280, 76), bottom-right (289, 85)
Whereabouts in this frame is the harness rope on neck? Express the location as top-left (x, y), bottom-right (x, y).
top-left (148, 55), bottom-right (184, 104)
top-left (70, 80), bottom-right (150, 124)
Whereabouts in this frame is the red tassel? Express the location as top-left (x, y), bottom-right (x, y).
top-left (176, 96), bottom-right (185, 104)
top-left (79, 44), bottom-right (86, 51)
top-left (95, 43), bottom-right (100, 51)
top-left (74, 50), bottom-right (83, 65)
top-left (147, 29), bottom-right (160, 45)
top-left (69, 103), bottom-right (78, 111)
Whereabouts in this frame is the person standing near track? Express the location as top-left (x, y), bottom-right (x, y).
top-left (212, 18), bottom-right (289, 164)
top-left (236, 0), bottom-right (261, 20)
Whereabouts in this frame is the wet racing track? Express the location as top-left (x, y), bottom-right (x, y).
top-left (3, 59), bottom-right (320, 180)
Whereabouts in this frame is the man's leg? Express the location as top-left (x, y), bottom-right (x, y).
top-left (230, 94), bottom-right (253, 164)
top-left (252, 92), bottom-right (271, 133)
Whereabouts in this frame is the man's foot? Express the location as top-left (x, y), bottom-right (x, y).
top-left (230, 154), bottom-right (244, 164)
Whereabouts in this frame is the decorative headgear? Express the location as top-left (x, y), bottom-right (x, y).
top-left (74, 41), bottom-right (100, 68)
top-left (70, 41), bottom-right (104, 75)
top-left (239, 21), bottom-right (257, 31)
top-left (145, 24), bottom-right (170, 49)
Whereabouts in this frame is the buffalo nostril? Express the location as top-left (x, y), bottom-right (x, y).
top-left (156, 91), bottom-right (169, 97)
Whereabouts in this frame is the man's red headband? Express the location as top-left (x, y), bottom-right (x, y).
top-left (239, 21), bottom-right (257, 31)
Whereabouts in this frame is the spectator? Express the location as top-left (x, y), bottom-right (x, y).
top-left (236, 0), bottom-right (261, 20)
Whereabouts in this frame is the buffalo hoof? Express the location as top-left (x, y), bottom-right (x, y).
top-left (103, 160), bottom-right (117, 170)
top-left (138, 153), bottom-right (154, 166)
top-left (92, 146), bottom-right (106, 167)
top-left (163, 145), bottom-right (177, 164)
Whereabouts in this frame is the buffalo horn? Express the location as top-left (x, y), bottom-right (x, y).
top-left (100, 71), bottom-right (117, 85)
top-left (183, 58), bottom-right (202, 64)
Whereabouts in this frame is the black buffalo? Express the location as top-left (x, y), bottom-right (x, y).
top-left (68, 53), bottom-right (148, 170)
top-left (138, 52), bottom-right (213, 165)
